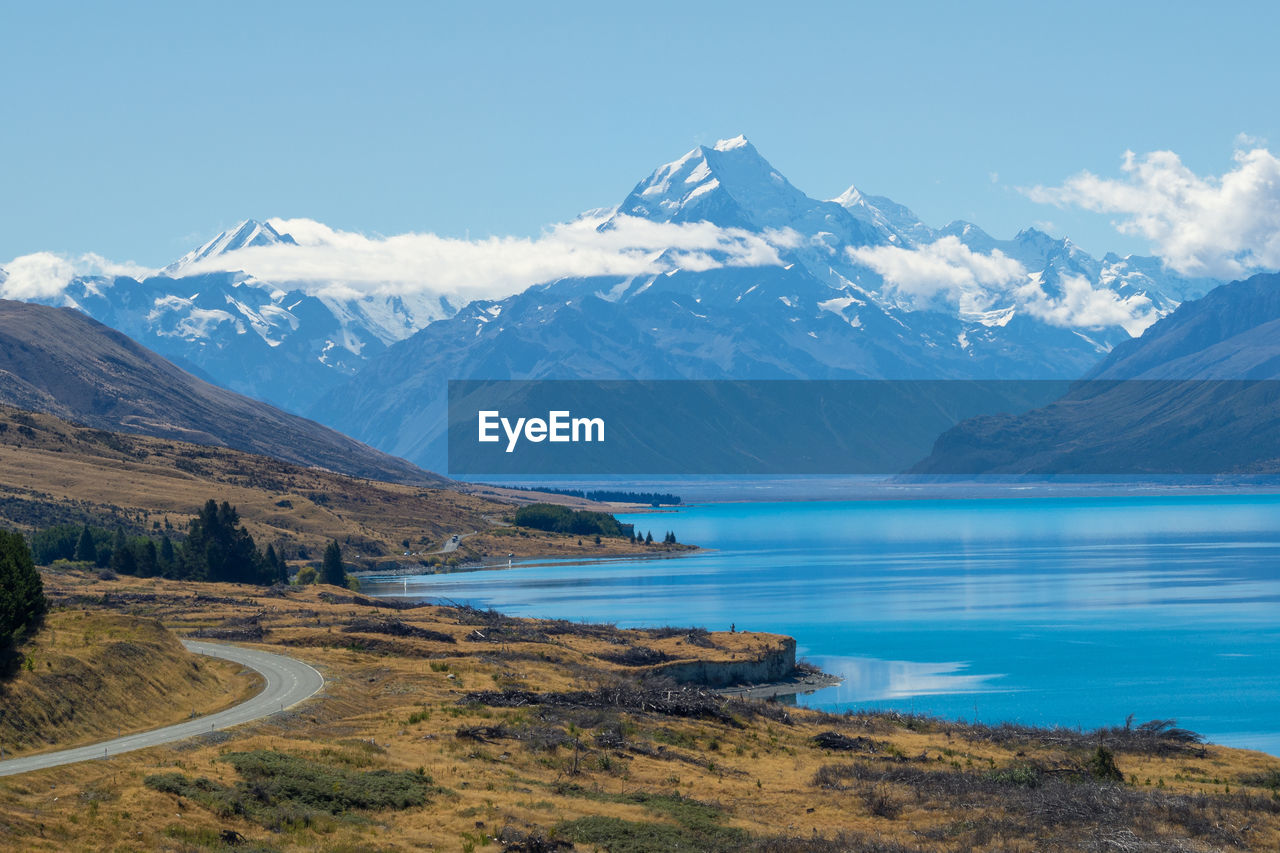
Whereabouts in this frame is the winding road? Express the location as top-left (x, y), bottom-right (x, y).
top-left (0, 640), bottom-right (323, 778)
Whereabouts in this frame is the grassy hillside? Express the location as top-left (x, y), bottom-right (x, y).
top-left (2, 569), bottom-right (1277, 852)
top-left (0, 405), bottom-right (677, 567)
top-left (0, 610), bottom-right (259, 757)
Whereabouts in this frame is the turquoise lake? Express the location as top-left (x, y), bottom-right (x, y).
top-left (363, 495), bottom-right (1280, 755)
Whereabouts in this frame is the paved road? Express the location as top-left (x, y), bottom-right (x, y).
top-left (0, 641), bottom-right (323, 777)
top-left (436, 532), bottom-right (473, 554)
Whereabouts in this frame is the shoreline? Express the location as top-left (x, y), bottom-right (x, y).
top-left (351, 545), bottom-right (705, 579)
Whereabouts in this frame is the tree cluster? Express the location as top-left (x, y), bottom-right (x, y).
top-left (628, 530), bottom-right (679, 546)
top-left (499, 487), bottom-right (682, 506)
top-left (512, 504), bottom-right (634, 539)
top-left (28, 500), bottom-right (289, 586)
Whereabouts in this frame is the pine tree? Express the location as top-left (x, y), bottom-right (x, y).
top-left (110, 537), bottom-right (137, 575)
top-left (645, 531), bottom-right (654, 545)
top-left (265, 544), bottom-right (287, 584)
top-left (137, 540), bottom-right (159, 577)
top-left (0, 530), bottom-right (47, 648)
top-left (183, 499), bottom-right (269, 584)
top-left (321, 540), bottom-right (346, 587)
top-left (159, 535), bottom-right (175, 571)
top-left (107, 528), bottom-right (131, 574)
top-left (74, 525), bottom-right (96, 563)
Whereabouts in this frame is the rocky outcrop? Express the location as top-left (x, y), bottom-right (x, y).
top-left (649, 637), bottom-right (796, 688)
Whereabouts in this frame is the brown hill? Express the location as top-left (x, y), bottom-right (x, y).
top-left (0, 405), bottom-right (664, 566)
top-left (0, 299), bottom-right (444, 486)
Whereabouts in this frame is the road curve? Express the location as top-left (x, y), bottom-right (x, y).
top-left (0, 640), bottom-right (323, 778)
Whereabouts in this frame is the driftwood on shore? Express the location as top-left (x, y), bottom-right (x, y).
top-left (462, 684), bottom-right (794, 726)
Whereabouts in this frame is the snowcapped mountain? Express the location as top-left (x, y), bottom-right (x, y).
top-left (307, 137), bottom-right (1221, 471)
top-left (24, 220), bottom-right (457, 411)
top-left (5, 138), bottom-right (1220, 465)
top-left (618, 135), bottom-right (882, 244)
top-left (163, 219), bottom-right (297, 276)
top-left (618, 137), bottom-right (1210, 327)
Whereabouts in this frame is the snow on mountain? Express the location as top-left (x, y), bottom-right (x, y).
top-left (163, 219), bottom-right (297, 276)
top-left (617, 137), bottom-right (885, 245)
top-left (20, 220), bottom-right (459, 411)
top-left (832, 186), bottom-right (936, 247)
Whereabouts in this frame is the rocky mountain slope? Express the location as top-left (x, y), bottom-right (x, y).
top-left (0, 299), bottom-right (445, 485)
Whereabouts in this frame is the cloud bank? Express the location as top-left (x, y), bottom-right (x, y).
top-left (850, 236), bottom-right (1157, 334)
top-left (1, 214), bottom-right (800, 309)
top-left (1026, 146), bottom-right (1280, 278)
top-left (188, 214), bottom-right (801, 305)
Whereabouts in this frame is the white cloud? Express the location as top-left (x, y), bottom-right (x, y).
top-left (850, 237), bottom-right (1156, 333)
top-left (1025, 145), bottom-right (1280, 278)
top-left (849, 235), bottom-right (1025, 314)
top-left (0, 252), bottom-right (153, 300)
top-left (0, 253), bottom-right (73, 299)
top-left (179, 215), bottom-right (800, 305)
top-left (1015, 273), bottom-right (1157, 337)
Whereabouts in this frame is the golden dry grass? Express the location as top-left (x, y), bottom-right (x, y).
top-left (0, 570), bottom-right (1277, 852)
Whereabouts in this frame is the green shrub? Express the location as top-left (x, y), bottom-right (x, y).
top-left (145, 750), bottom-right (435, 830)
top-left (556, 813), bottom-right (747, 853)
top-left (987, 762), bottom-right (1041, 787)
top-left (553, 790), bottom-right (747, 852)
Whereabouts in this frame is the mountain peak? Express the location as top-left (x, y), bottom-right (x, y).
top-left (616, 136), bottom-right (809, 230)
top-left (831, 185), bottom-right (865, 208)
top-left (834, 186), bottom-right (935, 247)
top-left (711, 134), bottom-right (751, 152)
top-left (164, 219), bottom-right (296, 276)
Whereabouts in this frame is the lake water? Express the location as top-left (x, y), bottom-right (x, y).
top-left (362, 495), bottom-right (1280, 755)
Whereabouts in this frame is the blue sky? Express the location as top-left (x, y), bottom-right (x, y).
top-left (3, 0), bottom-right (1279, 266)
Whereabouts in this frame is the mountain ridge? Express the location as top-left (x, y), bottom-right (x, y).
top-left (0, 299), bottom-right (447, 486)
top-left (911, 272), bottom-right (1280, 475)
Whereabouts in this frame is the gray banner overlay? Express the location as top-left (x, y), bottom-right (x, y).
top-left (447, 380), bottom-right (1059, 475)
top-left (447, 379), bottom-right (1280, 476)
